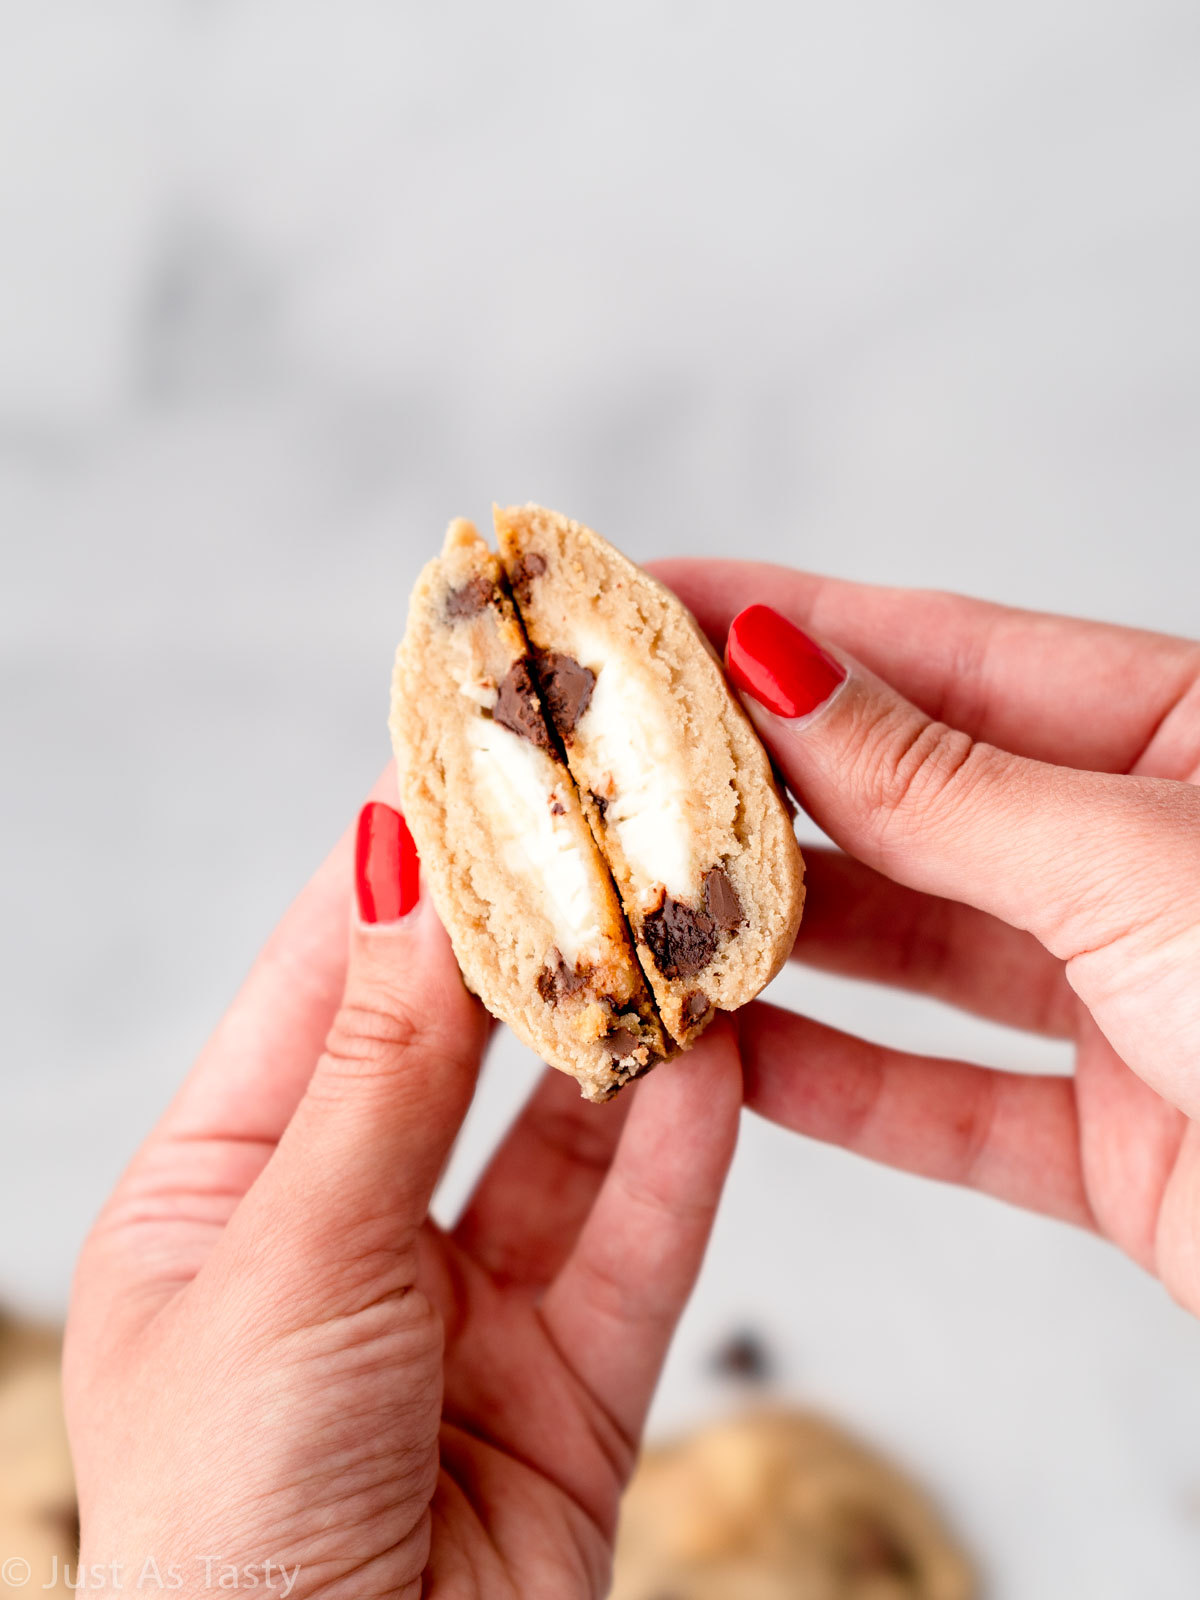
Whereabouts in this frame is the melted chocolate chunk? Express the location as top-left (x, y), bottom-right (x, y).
top-left (536, 948), bottom-right (589, 1004)
top-left (444, 576), bottom-right (495, 619)
top-left (842, 1518), bottom-right (916, 1579)
top-left (493, 658), bottom-right (553, 751)
top-left (588, 789), bottom-right (609, 820)
top-left (40, 1500), bottom-right (81, 1551)
top-left (642, 897), bottom-right (718, 979)
top-left (537, 652), bottom-right (595, 738)
top-left (606, 1026), bottom-right (640, 1060)
top-left (549, 797), bottom-right (565, 815)
top-left (703, 865), bottom-right (743, 931)
top-left (683, 989), bottom-right (709, 1022)
top-left (509, 550), bottom-right (546, 603)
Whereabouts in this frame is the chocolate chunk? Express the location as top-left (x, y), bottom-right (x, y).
top-left (606, 1026), bottom-right (640, 1060)
top-left (703, 865), bottom-right (743, 931)
top-left (842, 1518), bottom-right (915, 1579)
top-left (588, 789), bottom-right (609, 820)
top-left (641, 897), bottom-right (718, 979)
top-left (40, 1500), bottom-right (81, 1551)
top-left (537, 652), bottom-right (595, 738)
top-left (493, 658), bottom-right (553, 751)
top-left (711, 1328), bottom-right (773, 1383)
top-left (549, 797), bottom-right (565, 816)
top-left (509, 550), bottom-right (546, 603)
top-left (444, 576), bottom-right (495, 619)
top-left (536, 948), bottom-right (589, 1003)
top-left (683, 989), bottom-right (709, 1022)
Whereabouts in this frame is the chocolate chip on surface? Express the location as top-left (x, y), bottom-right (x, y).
top-left (536, 948), bottom-right (590, 1003)
top-left (711, 1328), bottom-right (773, 1383)
top-left (537, 652), bottom-right (595, 738)
top-left (493, 658), bottom-right (554, 751)
top-left (510, 550), bottom-right (547, 603)
top-left (683, 990), bottom-right (709, 1022)
top-left (444, 576), bottom-right (495, 619)
top-left (588, 789), bottom-right (609, 820)
top-left (703, 865), bottom-right (743, 931)
top-left (642, 897), bottom-right (718, 979)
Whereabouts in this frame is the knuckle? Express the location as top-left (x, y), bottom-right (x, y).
top-left (846, 702), bottom-right (988, 844)
top-left (322, 996), bottom-right (446, 1082)
top-left (530, 1102), bottom-right (619, 1175)
top-left (949, 1071), bottom-right (1001, 1189)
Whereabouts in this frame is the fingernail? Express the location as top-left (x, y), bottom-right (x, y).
top-left (355, 802), bottom-right (420, 924)
top-left (726, 604), bottom-right (847, 719)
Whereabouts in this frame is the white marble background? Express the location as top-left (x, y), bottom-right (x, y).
top-left (3, 2), bottom-right (1200, 1592)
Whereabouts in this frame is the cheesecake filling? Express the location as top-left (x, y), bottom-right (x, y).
top-left (466, 716), bottom-right (604, 964)
top-left (570, 633), bottom-right (695, 904)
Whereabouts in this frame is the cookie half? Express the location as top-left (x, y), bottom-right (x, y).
top-left (390, 519), bottom-right (665, 1101)
top-left (610, 1409), bottom-right (975, 1600)
top-left (495, 503), bottom-right (805, 1046)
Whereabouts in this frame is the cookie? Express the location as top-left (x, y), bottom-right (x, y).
top-left (0, 1312), bottom-right (78, 1597)
top-left (495, 504), bottom-right (805, 1046)
top-left (391, 505), bottom-right (804, 1096)
top-left (609, 1409), bottom-right (975, 1600)
top-left (390, 519), bottom-right (665, 1102)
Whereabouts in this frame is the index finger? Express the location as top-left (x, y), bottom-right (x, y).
top-left (159, 764), bottom-right (399, 1150)
top-left (649, 559), bottom-right (1200, 781)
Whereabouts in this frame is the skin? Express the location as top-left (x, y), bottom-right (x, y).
top-left (64, 563), bottom-right (1200, 1597)
top-left (63, 769), bottom-right (743, 1600)
top-left (653, 558), bottom-right (1200, 1309)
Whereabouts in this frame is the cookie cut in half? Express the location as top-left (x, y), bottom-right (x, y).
top-left (495, 504), bottom-right (805, 1046)
top-left (390, 506), bottom-right (805, 1099)
top-left (391, 520), bottom-right (665, 1102)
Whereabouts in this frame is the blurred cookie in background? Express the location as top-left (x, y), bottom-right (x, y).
top-left (610, 1409), bottom-right (974, 1600)
top-left (0, 1311), bottom-right (77, 1599)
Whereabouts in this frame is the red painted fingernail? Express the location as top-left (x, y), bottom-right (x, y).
top-left (355, 802), bottom-right (420, 924)
top-left (726, 604), bottom-right (847, 719)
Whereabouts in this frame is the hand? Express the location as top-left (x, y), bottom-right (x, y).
top-left (63, 783), bottom-right (741, 1600)
top-left (655, 561), bottom-right (1200, 1314)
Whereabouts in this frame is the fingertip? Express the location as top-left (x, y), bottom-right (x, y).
top-left (625, 1017), bottom-right (744, 1157)
top-left (355, 801), bottom-right (420, 925)
top-left (726, 604), bottom-right (849, 723)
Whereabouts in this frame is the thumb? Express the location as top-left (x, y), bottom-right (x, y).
top-left (725, 604), bottom-right (1200, 973)
top-left (219, 802), bottom-right (489, 1323)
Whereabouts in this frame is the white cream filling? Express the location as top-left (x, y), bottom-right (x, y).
top-left (458, 675), bottom-right (498, 709)
top-left (572, 633), bottom-right (694, 901)
top-left (467, 717), bottom-right (603, 964)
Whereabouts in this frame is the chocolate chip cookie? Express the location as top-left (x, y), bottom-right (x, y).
top-left (610, 1410), bottom-right (975, 1600)
top-left (390, 519), bottom-right (665, 1102)
top-left (390, 506), bottom-right (804, 1096)
top-left (495, 503), bottom-right (804, 1047)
